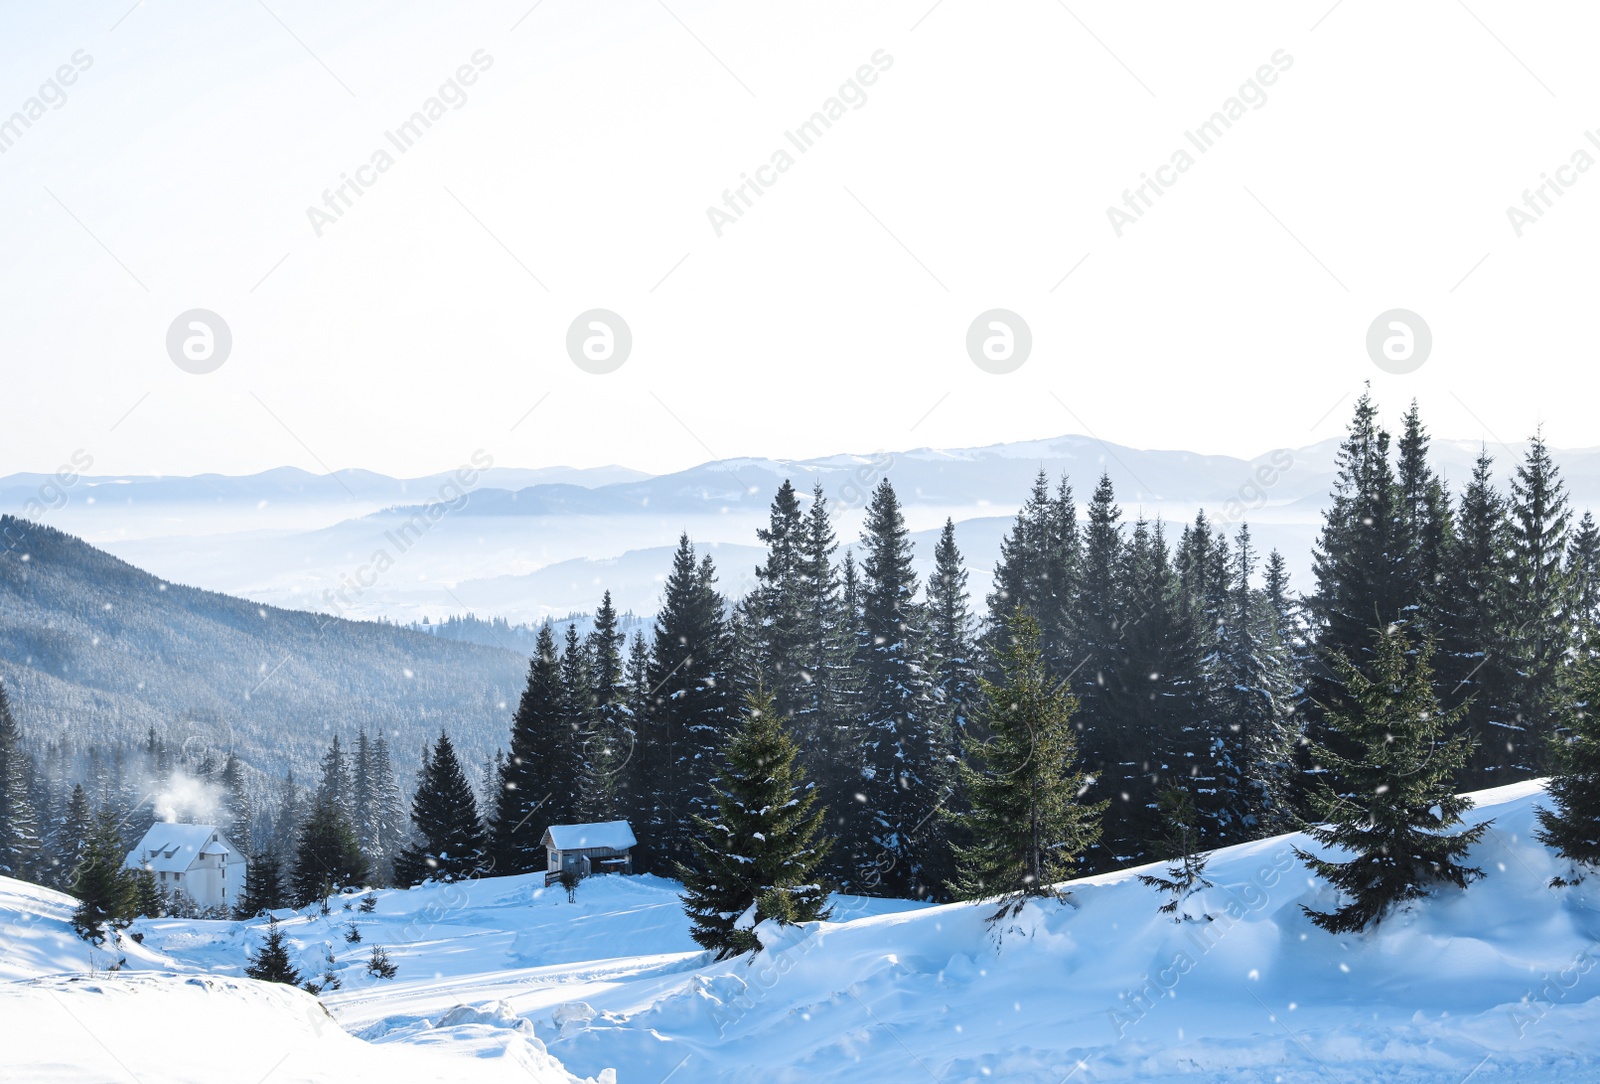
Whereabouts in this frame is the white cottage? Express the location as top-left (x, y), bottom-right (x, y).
top-left (542, 820), bottom-right (636, 885)
top-left (124, 823), bottom-right (246, 912)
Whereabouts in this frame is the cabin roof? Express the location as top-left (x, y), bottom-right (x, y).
top-left (124, 823), bottom-right (233, 873)
top-left (542, 820), bottom-right (636, 852)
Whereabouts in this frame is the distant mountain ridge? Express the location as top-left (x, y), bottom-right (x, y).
top-left (13, 429), bottom-right (1600, 626)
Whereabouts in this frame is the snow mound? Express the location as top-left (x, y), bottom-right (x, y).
top-left (1, 972), bottom-right (589, 1083)
top-left (0, 876), bottom-right (180, 980)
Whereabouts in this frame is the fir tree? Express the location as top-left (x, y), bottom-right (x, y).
top-left (1306, 390), bottom-right (1404, 726)
top-left (491, 624), bottom-right (570, 874)
top-left (291, 739), bottom-right (368, 906)
top-left (1137, 785), bottom-right (1214, 920)
top-left (985, 471), bottom-right (1079, 674)
top-left (1536, 654), bottom-right (1600, 874)
top-left (0, 679), bottom-right (41, 880)
top-left (1113, 515), bottom-right (1203, 860)
top-left (245, 915), bottom-right (302, 985)
top-left (927, 519), bottom-right (979, 736)
top-left (678, 684), bottom-right (832, 958)
top-left (1074, 471), bottom-right (1124, 748)
top-left (368, 734), bottom-right (409, 884)
top-left (129, 866), bottom-right (164, 918)
top-left (1394, 401), bottom-right (1452, 641)
top-left (1504, 432), bottom-right (1572, 771)
top-left (220, 752), bottom-right (253, 858)
top-left (271, 770), bottom-right (304, 857)
top-left (855, 479), bottom-right (948, 898)
top-left (743, 480), bottom-right (810, 720)
top-left (365, 944), bottom-right (397, 979)
top-left (50, 783), bottom-right (93, 890)
top-left (791, 483), bottom-right (857, 873)
top-left (577, 591), bottom-right (631, 822)
top-left (1437, 448), bottom-right (1517, 787)
top-left (1569, 511), bottom-right (1600, 645)
top-left (642, 536), bottom-right (734, 874)
top-left (238, 847), bottom-right (285, 917)
top-left (1214, 525), bottom-right (1297, 838)
top-left (948, 611), bottom-right (1104, 917)
top-left (393, 731), bottom-right (485, 886)
top-left (70, 808), bottom-right (136, 941)
top-left (1296, 625), bottom-right (1487, 933)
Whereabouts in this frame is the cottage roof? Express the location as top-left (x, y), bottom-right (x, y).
top-left (543, 820), bottom-right (636, 851)
top-left (124, 823), bottom-right (231, 873)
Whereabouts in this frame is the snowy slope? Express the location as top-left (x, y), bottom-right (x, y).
top-left (7, 783), bottom-right (1600, 1082)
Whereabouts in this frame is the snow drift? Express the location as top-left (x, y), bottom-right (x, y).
top-left (6, 782), bottom-right (1600, 1082)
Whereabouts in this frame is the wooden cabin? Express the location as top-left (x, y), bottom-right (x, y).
top-left (542, 820), bottom-right (636, 885)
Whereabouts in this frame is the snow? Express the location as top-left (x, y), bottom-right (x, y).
top-left (7, 782), bottom-right (1600, 1081)
top-left (543, 821), bottom-right (637, 852)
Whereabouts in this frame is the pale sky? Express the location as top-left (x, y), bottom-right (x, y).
top-left (3, 0), bottom-right (1596, 479)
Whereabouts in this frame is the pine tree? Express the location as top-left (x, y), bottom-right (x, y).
top-left (1437, 448), bottom-right (1517, 787)
top-left (271, 770), bottom-right (304, 857)
top-left (352, 730), bottom-right (377, 870)
top-left (1568, 511), bottom-right (1600, 646)
top-left (1138, 785), bottom-right (1214, 920)
top-left (642, 537), bottom-right (734, 874)
top-left (1113, 515), bottom-right (1203, 860)
top-left (1504, 432), bottom-right (1573, 772)
top-left (365, 944), bottom-right (398, 979)
top-left (491, 624), bottom-right (571, 874)
top-left (1073, 473), bottom-right (1133, 864)
top-left (948, 611), bottom-right (1104, 917)
top-left (1307, 390), bottom-right (1404, 700)
top-left (70, 808), bottom-right (136, 941)
top-left (368, 734), bottom-right (408, 884)
top-left (927, 519), bottom-right (979, 737)
top-left (855, 479), bottom-right (948, 898)
top-left (791, 483), bottom-right (856, 869)
top-left (985, 472), bottom-right (1081, 675)
top-left (220, 752), bottom-right (253, 858)
top-left (0, 679), bottom-right (41, 880)
top-left (245, 915), bottom-right (302, 985)
top-left (1213, 525), bottom-right (1297, 838)
top-left (291, 739), bottom-right (368, 906)
top-left (1296, 625), bottom-right (1487, 933)
top-left (743, 481), bottom-right (810, 720)
top-left (393, 731), bottom-right (485, 886)
top-left (1257, 548), bottom-right (1303, 828)
top-left (129, 866), bottom-right (164, 918)
top-left (238, 847), bottom-right (285, 916)
top-left (50, 783), bottom-right (93, 890)
top-left (678, 684), bottom-right (832, 958)
top-left (577, 592), bottom-right (631, 822)
top-left (1536, 654), bottom-right (1600, 874)
top-left (1394, 401), bottom-right (1452, 641)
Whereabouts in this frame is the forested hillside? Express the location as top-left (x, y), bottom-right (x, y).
top-left (0, 517), bottom-right (525, 779)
